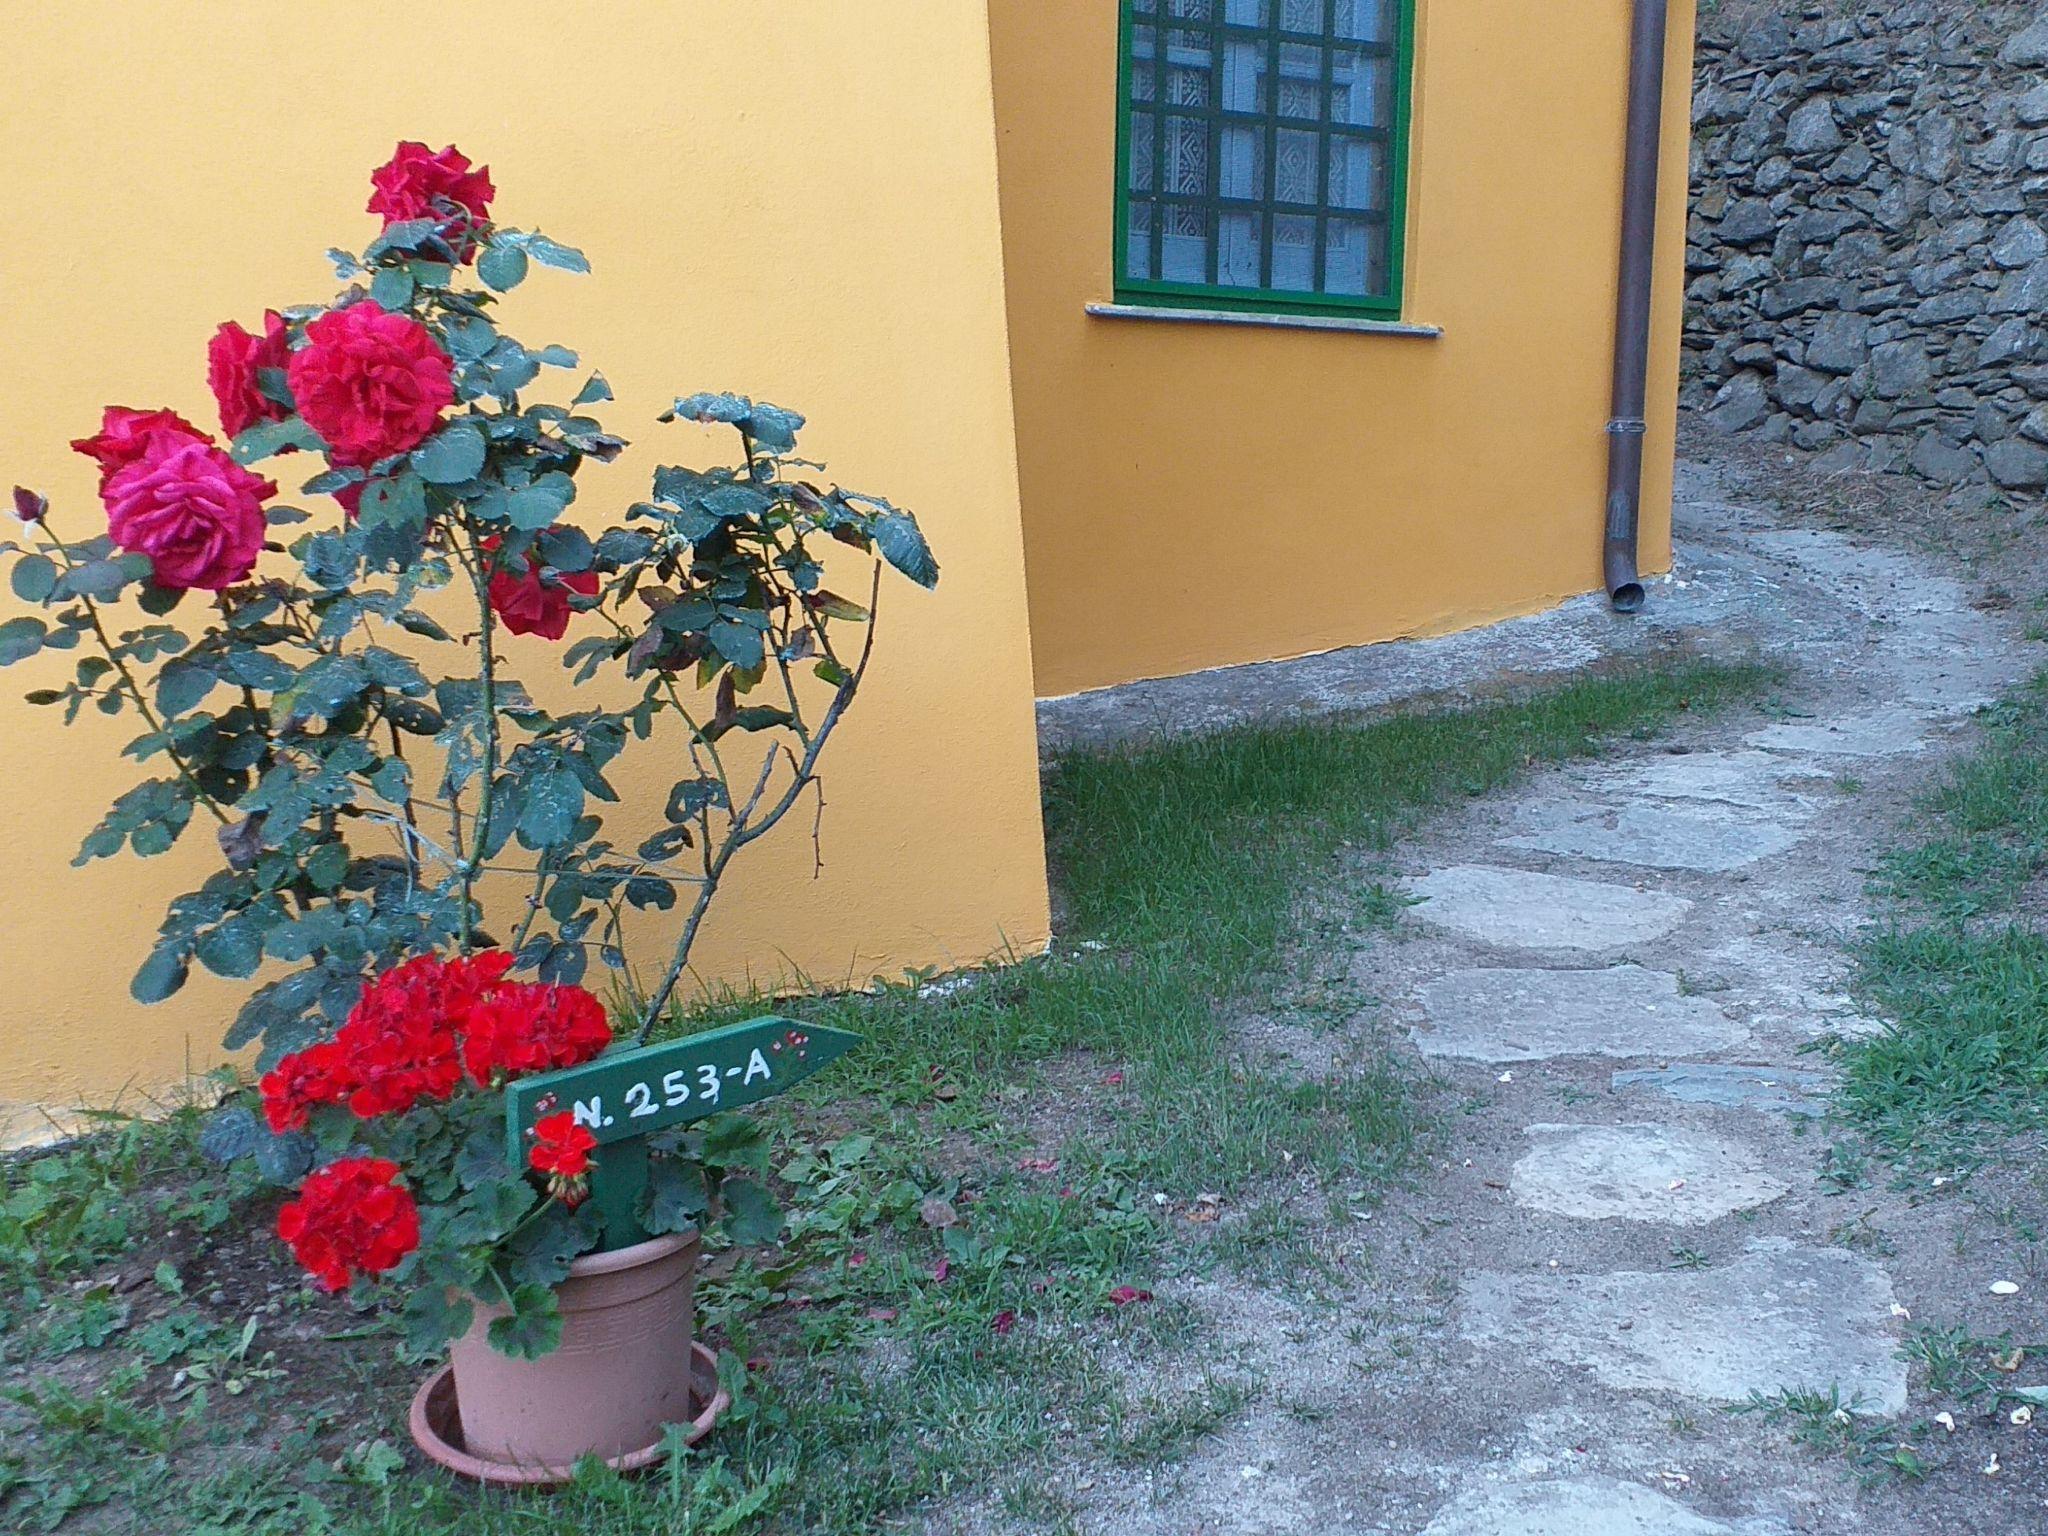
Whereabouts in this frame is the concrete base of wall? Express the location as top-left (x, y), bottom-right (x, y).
top-left (1032, 455), bottom-right (1856, 759)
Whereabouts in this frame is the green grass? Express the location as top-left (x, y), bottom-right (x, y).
top-left (1838, 675), bottom-right (2048, 1162)
top-left (0, 655), bottom-right (1778, 1534)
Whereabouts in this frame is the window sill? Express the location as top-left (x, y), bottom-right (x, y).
top-left (1085, 301), bottom-right (1443, 338)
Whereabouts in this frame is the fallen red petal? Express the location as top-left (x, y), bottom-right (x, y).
top-left (991, 1310), bottom-right (1017, 1335)
top-left (1107, 1285), bottom-right (1154, 1306)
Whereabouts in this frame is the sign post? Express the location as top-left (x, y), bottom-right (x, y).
top-left (505, 1016), bottom-right (859, 1245)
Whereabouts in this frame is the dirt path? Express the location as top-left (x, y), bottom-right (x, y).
top-left (1044, 458), bottom-right (2048, 1534)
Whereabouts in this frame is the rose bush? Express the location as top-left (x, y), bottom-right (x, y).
top-left (0, 142), bottom-right (937, 1360)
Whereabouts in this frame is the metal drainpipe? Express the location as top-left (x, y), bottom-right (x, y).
top-left (1602, 0), bottom-right (1671, 614)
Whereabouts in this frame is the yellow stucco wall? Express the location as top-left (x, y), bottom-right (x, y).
top-left (0, 2), bottom-right (1050, 1135)
top-left (991, 0), bottom-right (1697, 698)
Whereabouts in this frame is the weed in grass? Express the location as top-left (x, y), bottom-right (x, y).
top-left (1731, 1386), bottom-right (1927, 1484)
top-left (1099, 1373), bottom-right (1261, 1468)
top-left (1899, 1324), bottom-right (2015, 1403)
top-left (1827, 1210), bottom-right (1895, 1258)
top-left (1818, 1142), bottom-right (1870, 1194)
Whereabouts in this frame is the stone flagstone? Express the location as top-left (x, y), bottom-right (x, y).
top-left (1412, 966), bottom-right (1748, 1063)
top-left (1745, 709), bottom-right (1929, 758)
top-left (1419, 1477), bottom-right (1786, 1536)
top-left (1613, 1063), bottom-right (1831, 1117)
top-left (1402, 865), bottom-right (1692, 951)
top-left (1501, 799), bottom-right (1802, 873)
top-left (1587, 749), bottom-right (1820, 811)
top-left (1511, 1123), bottom-right (1790, 1224)
top-left (1461, 1241), bottom-right (1908, 1414)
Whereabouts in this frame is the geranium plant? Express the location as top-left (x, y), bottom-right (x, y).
top-left (0, 143), bottom-right (937, 1359)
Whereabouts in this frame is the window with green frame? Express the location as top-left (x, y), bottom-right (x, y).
top-left (1116, 0), bottom-right (1415, 317)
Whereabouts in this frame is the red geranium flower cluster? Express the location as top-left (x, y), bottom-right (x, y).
top-left (275, 1156), bottom-right (420, 1292)
top-left (259, 952), bottom-right (611, 1132)
top-left (367, 142), bottom-right (495, 262)
top-left (528, 1111), bottom-right (597, 1208)
top-left (462, 982), bottom-right (612, 1086)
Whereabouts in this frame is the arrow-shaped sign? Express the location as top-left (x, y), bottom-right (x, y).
top-left (505, 1016), bottom-right (859, 1246)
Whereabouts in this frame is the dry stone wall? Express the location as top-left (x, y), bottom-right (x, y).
top-left (1684, 0), bottom-right (2048, 486)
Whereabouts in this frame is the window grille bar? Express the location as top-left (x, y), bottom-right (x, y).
top-left (1117, 0), bottom-right (1411, 316)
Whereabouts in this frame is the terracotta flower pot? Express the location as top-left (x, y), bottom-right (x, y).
top-left (420, 1228), bottom-right (706, 1474)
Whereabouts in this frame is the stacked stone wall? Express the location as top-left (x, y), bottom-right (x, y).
top-left (1685, 0), bottom-right (2048, 486)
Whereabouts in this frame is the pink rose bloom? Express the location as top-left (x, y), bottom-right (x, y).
top-left (103, 437), bottom-right (274, 591)
top-left (208, 311), bottom-right (293, 438)
top-left (486, 530), bottom-right (599, 641)
top-left (287, 303), bottom-right (455, 468)
top-left (70, 406), bottom-right (210, 488)
top-left (367, 142), bottom-right (494, 261)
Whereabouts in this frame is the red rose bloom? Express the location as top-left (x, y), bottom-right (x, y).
top-left (103, 436), bottom-right (274, 591)
top-left (207, 311), bottom-right (293, 439)
top-left (367, 142), bottom-right (494, 261)
top-left (287, 303), bottom-right (455, 468)
top-left (70, 406), bottom-right (209, 488)
top-left (462, 982), bottom-right (611, 1086)
top-left (276, 1157), bottom-right (420, 1292)
top-left (487, 531), bottom-right (600, 640)
top-left (258, 1040), bottom-right (351, 1134)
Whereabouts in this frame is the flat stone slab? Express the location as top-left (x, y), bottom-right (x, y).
top-left (1461, 1241), bottom-right (1908, 1414)
top-left (1420, 1478), bottom-right (1781, 1536)
top-left (1403, 866), bottom-right (1692, 951)
top-left (1745, 709), bottom-right (1928, 759)
top-left (1512, 1123), bottom-right (1790, 1224)
top-left (1502, 800), bottom-right (1802, 873)
top-left (1412, 966), bottom-right (1749, 1063)
top-left (1612, 1063), bottom-right (1830, 1117)
top-left (1589, 749), bottom-right (1820, 812)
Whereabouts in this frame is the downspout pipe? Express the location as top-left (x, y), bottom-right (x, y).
top-left (1603, 0), bottom-right (1670, 614)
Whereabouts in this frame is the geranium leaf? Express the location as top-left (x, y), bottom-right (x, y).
top-left (486, 1283), bottom-right (562, 1360)
top-left (718, 1177), bottom-right (783, 1247)
top-left (399, 1287), bottom-right (475, 1364)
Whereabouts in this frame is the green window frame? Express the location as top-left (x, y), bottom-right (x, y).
top-left (1114, 0), bottom-right (1416, 319)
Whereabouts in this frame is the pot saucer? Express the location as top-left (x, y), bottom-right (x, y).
top-left (409, 1338), bottom-right (728, 1486)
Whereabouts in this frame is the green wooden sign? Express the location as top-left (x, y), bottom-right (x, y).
top-left (505, 1016), bottom-right (858, 1246)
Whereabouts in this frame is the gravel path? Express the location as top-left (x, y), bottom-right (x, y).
top-left (1056, 457), bottom-right (2048, 1535)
